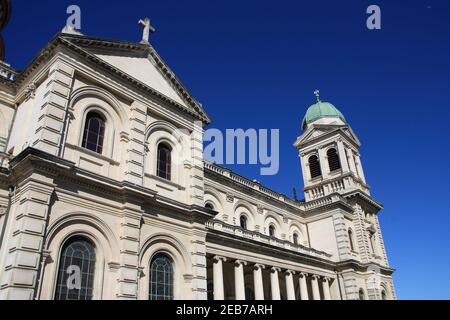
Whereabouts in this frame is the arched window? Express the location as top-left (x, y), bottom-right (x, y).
top-left (149, 253), bottom-right (174, 300)
top-left (269, 225), bottom-right (276, 238)
top-left (381, 290), bottom-right (387, 300)
top-left (157, 143), bottom-right (172, 180)
top-left (293, 233), bottom-right (299, 245)
top-left (359, 289), bottom-right (365, 300)
top-left (55, 237), bottom-right (96, 300)
top-left (309, 155), bottom-right (322, 179)
top-left (348, 229), bottom-right (355, 252)
top-left (205, 203), bottom-right (214, 211)
top-left (82, 111), bottom-right (106, 154)
top-left (240, 215), bottom-right (248, 230)
top-left (327, 148), bottom-right (341, 172)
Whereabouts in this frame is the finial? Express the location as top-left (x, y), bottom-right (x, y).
top-left (139, 17), bottom-right (156, 44)
top-left (314, 90), bottom-right (321, 103)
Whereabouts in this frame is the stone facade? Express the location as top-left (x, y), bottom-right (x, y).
top-left (0, 29), bottom-right (396, 300)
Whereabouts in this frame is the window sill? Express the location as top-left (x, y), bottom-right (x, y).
top-left (329, 169), bottom-right (343, 175)
top-left (145, 173), bottom-right (185, 191)
top-left (66, 143), bottom-right (120, 166)
top-left (309, 176), bottom-right (323, 183)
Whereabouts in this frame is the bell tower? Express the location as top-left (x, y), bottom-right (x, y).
top-left (294, 91), bottom-right (370, 202)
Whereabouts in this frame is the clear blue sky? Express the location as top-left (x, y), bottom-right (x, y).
top-left (4, 0), bottom-right (450, 300)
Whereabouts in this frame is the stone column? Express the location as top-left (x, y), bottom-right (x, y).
top-left (253, 264), bottom-right (265, 301)
top-left (337, 140), bottom-right (350, 173)
top-left (354, 155), bottom-right (367, 184)
top-left (299, 273), bottom-right (309, 301)
top-left (300, 153), bottom-right (311, 187)
top-left (311, 275), bottom-right (321, 300)
top-left (318, 147), bottom-right (329, 179)
top-left (322, 277), bottom-right (332, 300)
top-left (234, 260), bottom-right (247, 300)
top-left (346, 148), bottom-right (358, 176)
top-left (270, 267), bottom-right (281, 300)
top-left (285, 270), bottom-right (296, 300)
top-left (213, 256), bottom-right (226, 300)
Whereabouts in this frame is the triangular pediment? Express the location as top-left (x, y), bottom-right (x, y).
top-left (294, 124), bottom-right (361, 147)
top-left (93, 50), bottom-right (188, 107)
top-left (341, 127), bottom-right (361, 146)
top-left (14, 33), bottom-right (210, 123)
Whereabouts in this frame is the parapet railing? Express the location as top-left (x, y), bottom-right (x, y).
top-left (206, 219), bottom-right (333, 260)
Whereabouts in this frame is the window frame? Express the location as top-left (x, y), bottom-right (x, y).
top-left (54, 236), bottom-right (97, 301)
top-left (327, 147), bottom-right (342, 172)
top-left (308, 155), bottom-right (322, 179)
top-left (348, 229), bottom-right (355, 252)
top-left (149, 253), bottom-right (174, 301)
top-left (269, 225), bottom-right (276, 238)
top-left (81, 111), bottom-right (106, 155)
top-left (156, 142), bottom-right (173, 181)
top-left (293, 233), bottom-right (299, 245)
top-left (240, 215), bottom-right (248, 230)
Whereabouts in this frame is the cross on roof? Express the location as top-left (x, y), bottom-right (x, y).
top-left (138, 17), bottom-right (156, 44)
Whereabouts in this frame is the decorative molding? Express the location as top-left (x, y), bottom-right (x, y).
top-left (119, 131), bottom-right (130, 143)
top-left (42, 250), bottom-right (53, 265)
top-left (257, 205), bottom-right (264, 214)
top-left (24, 82), bottom-right (36, 101)
top-left (108, 262), bottom-right (121, 272)
top-left (213, 256), bottom-right (227, 263)
top-left (234, 260), bottom-right (248, 267)
top-left (226, 192), bottom-right (234, 203)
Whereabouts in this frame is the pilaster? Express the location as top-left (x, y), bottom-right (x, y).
top-left (341, 271), bottom-right (358, 300)
top-left (0, 180), bottom-right (54, 300)
top-left (353, 204), bottom-right (371, 263)
top-left (332, 212), bottom-right (352, 261)
top-left (190, 226), bottom-right (208, 300)
top-left (337, 140), bottom-right (350, 173)
top-left (373, 215), bottom-right (389, 266)
top-left (189, 122), bottom-right (205, 206)
top-left (116, 203), bottom-right (143, 300)
top-left (32, 61), bottom-right (74, 156)
top-left (124, 101), bottom-right (147, 185)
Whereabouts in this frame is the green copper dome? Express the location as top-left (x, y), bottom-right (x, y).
top-left (302, 101), bottom-right (346, 130)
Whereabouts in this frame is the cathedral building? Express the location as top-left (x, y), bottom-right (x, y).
top-left (0, 21), bottom-right (396, 300)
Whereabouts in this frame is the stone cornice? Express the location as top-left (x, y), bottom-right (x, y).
top-left (343, 190), bottom-right (384, 213)
top-left (303, 196), bottom-right (354, 219)
top-left (204, 161), bottom-right (306, 214)
top-left (6, 148), bottom-right (215, 223)
top-left (303, 171), bottom-right (370, 192)
top-left (295, 125), bottom-right (361, 150)
top-left (207, 219), bottom-right (332, 259)
top-left (336, 260), bottom-right (395, 276)
top-left (206, 224), bottom-right (337, 272)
